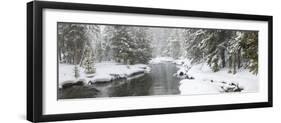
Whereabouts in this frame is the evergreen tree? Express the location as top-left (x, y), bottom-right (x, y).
top-left (58, 23), bottom-right (88, 64)
top-left (73, 65), bottom-right (80, 78)
top-left (82, 46), bottom-right (96, 74)
top-left (102, 25), bottom-right (115, 61)
top-left (86, 25), bottom-right (102, 63)
top-left (111, 25), bottom-right (135, 64)
top-left (183, 28), bottom-right (258, 75)
top-left (226, 31), bottom-right (243, 74)
top-left (57, 23), bottom-right (100, 65)
top-left (131, 27), bottom-right (152, 64)
top-left (240, 32), bottom-right (258, 74)
top-left (184, 29), bottom-right (208, 63)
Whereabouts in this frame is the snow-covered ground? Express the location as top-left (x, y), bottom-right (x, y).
top-left (59, 62), bottom-right (150, 88)
top-left (149, 57), bottom-right (174, 64)
top-left (150, 57), bottom-right (258, 95)
top-left (179, 65), bottom-right (258, 95)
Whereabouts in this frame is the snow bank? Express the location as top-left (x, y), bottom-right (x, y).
top-left (175, 59), bottom-right (258, 95)
top-left (149, 57), bottom-right (174, 64)
top-left (90, 62), bottom-right (149, 82)
top-left (59, 64), bottom-right (86, 88)
top-left (179, 79), bottom-right (221, 95)
top-left (173, 58), bottom-right (191, 67)
top-left (59, 62), bottom-right (151, 88)
top-left (186, 64), bottom-right (258, 92)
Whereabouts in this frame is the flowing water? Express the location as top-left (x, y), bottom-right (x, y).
top-left (94, 62), bottom-right (181, 98)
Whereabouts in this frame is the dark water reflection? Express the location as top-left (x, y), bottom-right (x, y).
top-left (94, 62), bottom-right (181, 98)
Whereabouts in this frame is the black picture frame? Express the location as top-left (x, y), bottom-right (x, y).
top-left (27, 1), bottom-right (273, 122)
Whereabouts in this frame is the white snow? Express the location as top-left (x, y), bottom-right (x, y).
top-left (59, 62), bottom-right (150, 88)
top-left (58, 64), bottom-right (86, 88)
top-left (179, 79), bottom-right (221, 95)
top-left (149, 57), bottom-right (174, 64)
top-left (177, 60), bottom-right (258, 95)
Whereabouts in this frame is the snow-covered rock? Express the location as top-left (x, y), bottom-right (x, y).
top-left (174, 67), bottom-right (194, 79)
top-left (173, 59), bottom-right (194, 79)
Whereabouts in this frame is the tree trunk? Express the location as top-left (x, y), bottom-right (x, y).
top-left (73, 47), bottom-right (76, 64)
top-left (233, 54), bottom-right (237, 74)
top-left (228, 56), bottom-right (232, 68)
top-left (221, 48), bottom-right (226, 68)
top-left (237, 48), bottom-right (241, 69)
top-left (58, 47), bottom-right (61, 62)
top-left (79, 48), bottom-right (86, 67)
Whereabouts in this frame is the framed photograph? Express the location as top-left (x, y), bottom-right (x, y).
top-left (27, 1), bottom-right (273, 122)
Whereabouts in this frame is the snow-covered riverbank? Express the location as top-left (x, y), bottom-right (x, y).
top-left (59, 62), bottom-right (150, 88)
top-left (150, 57), bottom-right (258, 95)
top-left (59, 57), bottom-right (258, 96)
top-left (178, 66), bottom-right (258, 95)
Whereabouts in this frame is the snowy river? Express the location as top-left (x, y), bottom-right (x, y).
top-left (59, 62), bottom-right (182, 99)
top-left (94, 62), bottom-right (181, 97)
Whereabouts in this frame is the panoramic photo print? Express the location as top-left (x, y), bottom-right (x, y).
top-left (57, 22), bottom-right (259, 99)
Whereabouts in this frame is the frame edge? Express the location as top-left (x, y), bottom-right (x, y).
top-left (268, 16), bottom-right (273, 107)
top-left (27, 1), bottom-right (34, 122)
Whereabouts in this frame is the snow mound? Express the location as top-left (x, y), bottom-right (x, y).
top-left (174, 67), bottom-right (194, 79)
top-left (179, 79), bottom-right (221, 95)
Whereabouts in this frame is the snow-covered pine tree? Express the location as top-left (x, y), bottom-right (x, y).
top-left (111, 25), bottom-right (135, 64)
top-left (184, 29), bottom-right (220, 71)
top-left (77, 25), bottom-right (101, 67)
top-left (58, 23), bottom-right (89, 64)
top-left (102, 25), bottom-right (115, 61)
top-left (205, 30), bottom-right (235, 72)
top-left (131, 27), bottom-right (152, 64)
top-left (226, 31), bottom-right (245, 74)
top-left (240, 31), bottom-right (258, 75)
top-left (203, 31), bottom-right (222, 72)
top-left (184, 29), bottom-right (208, 63)
top-left (179, 27), bottom-right (258, 75)
top-left (73, 65), bottom-right (80, 78)
top-left (82, 46), bottom-right (96, 74)
top-left (85, 25), bottom-right (102, 62)
top-left (184, 29), bottom-right (242, 73)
